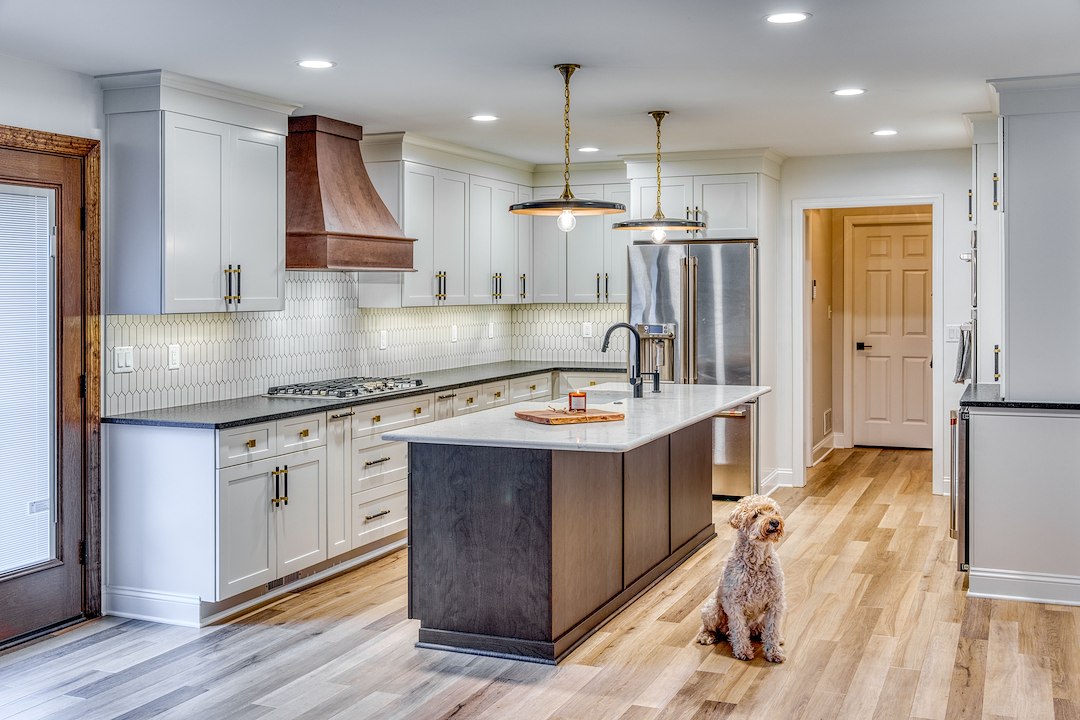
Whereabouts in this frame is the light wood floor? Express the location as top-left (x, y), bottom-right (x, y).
top-left (3, 448), bottom-right (1078, 720)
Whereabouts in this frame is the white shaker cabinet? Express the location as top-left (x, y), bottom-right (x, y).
top-left (629, 173), bottom-right (758, 242)
top-left (469, 176), bottom-right (518, 304)
top-left (629, 175), bottom-right (694, 243)
top-left (217, 446), bottom-right (327, 598)
top-left (531, 186), bottom-right (568, 303)
top-left (100, 71), bottom-right (294, 314)
top-left (516, 186), bottom-right (534, 302)
top-left (401, 163), bottom-right (470, 307)
top-left (565, 183), bottom-right (631, 303)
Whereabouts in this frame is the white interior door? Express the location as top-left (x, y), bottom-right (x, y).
top-left (852, 222), bottom-right (932, 448)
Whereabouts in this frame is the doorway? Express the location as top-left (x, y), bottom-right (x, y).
top-left (0, 126), bottom-right (100, 648)
top-left (804, 205), bottom-right (933, 467)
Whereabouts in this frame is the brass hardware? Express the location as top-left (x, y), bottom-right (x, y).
top-left (992, 173), bottom-right (1000, 210)
top-left (246, 439), bottom-right (257, 449)
top-left (414, 407), bottom-right (422, 414)
top-left (437, 393), bottom-right (456, 400)
top-left (589, 381), bottom-right (597, 386)
top-left (520, 273), bottom-right (527, 300)
top-left (596, 273), bottom-right (601, 299)
top-left (330, 411), bottom-right (355, 419)
top-left (467, 397), bottom-right (474, 404)
top-left (364, 456), bottom-right (391, 467)
top-left (559, 64), bottom-right (578, 201)
top-left (968, 188), bottom-right (973, 221)
top-left (529, 384), bottom-right (537, 391)
top-left (299, 428), bottom-right (309, 438)
top-left (364, 509), bottom-right (391, 521)
top-left (604, 272), bottom-right (609, 301)
top-left (271, 468), bottom-right (286, 476)
top-left (373, 415), bottom-right (381, 423)
top-left (279, 496), bottom-right (288, 504)
top-left (994, 344), bottom-right (1001, 380)
top-left (495, 391), bottom-right (502, 398)
top-left (651, 110), bottom-right (668, 220)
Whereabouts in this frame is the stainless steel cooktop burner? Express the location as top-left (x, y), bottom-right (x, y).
top-left (267, 376), bottom-right (423, 399)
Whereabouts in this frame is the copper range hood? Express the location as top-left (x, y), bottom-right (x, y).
top-left (286, 115), bottom-right (416, 271)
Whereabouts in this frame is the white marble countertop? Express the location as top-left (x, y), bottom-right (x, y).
top-left (381, 383), bottom-right (771, 452)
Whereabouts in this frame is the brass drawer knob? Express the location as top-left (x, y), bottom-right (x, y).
top-left (495, 391), bottom-right (502, 398)
top-left (529, 384), bottom-right (537, 391)
top-left (466, 397), bottom-right (474, 404)
top-left (414, 407), bottom-right (422, 414)
top-left (299, 428), bottom-right (309, 438)
top-left (373, 415), bottom-right (381, 423)
top-left (246, 439), bottom-right (257, 449)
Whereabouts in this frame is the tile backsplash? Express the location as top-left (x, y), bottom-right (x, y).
top-left (103, 272), bottom-right (628, 415)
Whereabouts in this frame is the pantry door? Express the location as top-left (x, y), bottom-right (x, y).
top-left (852, 221), bottom-right (933, 448)
top-left (0, 127), bottom-right (100, 647)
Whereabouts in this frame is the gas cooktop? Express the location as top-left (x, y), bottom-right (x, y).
top-left (266, 376), bottom-right (423, 399)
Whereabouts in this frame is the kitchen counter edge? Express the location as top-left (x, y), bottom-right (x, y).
top-left (100, 362), bottom-right (627, 430)
top-left (960, 382), bottom-right (1080, 410)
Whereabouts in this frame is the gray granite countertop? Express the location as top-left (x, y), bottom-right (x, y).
top-left (960, 382), bottom-right (1080, 410)
top-left (102, 361), bottom-right (627, 429)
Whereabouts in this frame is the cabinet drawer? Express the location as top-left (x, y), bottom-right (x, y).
top-left (352, 479), bottom-right (407, 549)
top-left (218, 422), bottom-right (277, 468)
top-left (352, 440), bottom-right (408, 495)
top-left (278, 413), bottom-right (326, 453)
top-left (510, 373), bottom-right (552, 402)
top-left (353, 396), bottom-right (433, 439)
top-left (453, 385), bottom-right (482, 415)
top-left (482, 381), bottom-right (509, 408)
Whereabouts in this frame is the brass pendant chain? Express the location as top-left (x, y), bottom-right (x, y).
top-left (558, 64), bottom-right (578, 201)
top-left (652, 111), bottom-right (668, 220)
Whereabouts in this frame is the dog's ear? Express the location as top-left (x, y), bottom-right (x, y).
top-left (729, 502), bottom-right (749, 530)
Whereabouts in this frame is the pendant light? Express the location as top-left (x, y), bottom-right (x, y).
top-left (509, 64), bottom-right (626, 231)
top-left (612, 111), bottom-right (705, 243)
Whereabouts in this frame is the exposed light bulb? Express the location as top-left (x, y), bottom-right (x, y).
top-left (650, 228), bottom-right (668, 244)
top-left (556, 209), bottom-right (577, 232)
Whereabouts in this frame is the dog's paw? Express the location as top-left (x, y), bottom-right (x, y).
top-left (731, 644), bottom-right (755, 661)
top-left (764, 645), bottom-right (786, 663)
top-left (695, 630), bottom-right (718, 645)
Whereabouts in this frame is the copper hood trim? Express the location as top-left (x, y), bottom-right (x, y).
top-left (286, 115), bottom-right (416, 271)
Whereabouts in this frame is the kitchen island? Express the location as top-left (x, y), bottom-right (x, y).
top-left (383, 383), bottom-right (770, 663)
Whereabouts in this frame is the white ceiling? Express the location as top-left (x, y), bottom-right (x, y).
top-left (2, 0), bottom-right (1079, 164)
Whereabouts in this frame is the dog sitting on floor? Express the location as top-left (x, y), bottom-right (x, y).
top-left (695, 494), bottom-right (787, 663)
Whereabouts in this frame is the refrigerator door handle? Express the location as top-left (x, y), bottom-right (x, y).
top-left (688, 256), bottom-right (699, 383)
top-left (681, 256), bottom-right (691, 383)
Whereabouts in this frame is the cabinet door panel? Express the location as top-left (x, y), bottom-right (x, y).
top-left (629, 176), bottom-right (693, 243)
top-left (276, 449), bottom-right (327, 576)
top-left (163, 113), bottom-right (226, 313)
top-left (565, 185), bottom-right (606, 303)
top-left (695, 174), bottom-right (757, 238)
top-left (326, 416), bottom-right (352, 558)
top-left (604, 184), bottom-right (631, 303)
top-left (436, 169), bottom-right (469, 305)
top-left (531, 186), bottom-right (566, 303)
top-left (490, 181), bottom-right (517, 304)
top-left (516, 186), bottom-right (533, 303)
top-left (468, 177), bottom-right (494, 304)
top-left (218, 461), bottom-right (276, 599)
top-left (402, 163), bottom-right (437, 306)
top-left (230, 128), bottom-right (285, 311)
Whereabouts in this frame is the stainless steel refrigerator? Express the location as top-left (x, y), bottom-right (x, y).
top-left (628, 240), bottom-right (757, 498)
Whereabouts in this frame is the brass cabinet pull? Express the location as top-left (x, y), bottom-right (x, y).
top-left (272, 466), bottom-right (281, 508)
top-left (520, 273), bottom-right (526, 300)
top-left (246, 439), bottom-right (257, 449)
top-left (466, 397), bottom-right (474, 404)
top-left (414, 407), bottom-right (423, 414)
top-left (589, 381), bottom-right (597, 386)
top-left (372, 415), bottom-right (381, 423)
top-left (596, 273), bottom-right (601, 299)
top-left (330, 411), bottom-right (355, 419)
top-left (494, 391), bottom-right (502, 398)
top-left (604, 273), bottom-right (609, 301)
top-left (282, 464), bottom-right (287, 506)
top-left (299, 428), bottom-right (309, 438)
top-left (529, 384), bottom-right (537, 391)
top-left (364, 509), bottom-right (391, 521)
top-left (364, 456), bottom-right (392, 467)
top-left (437, 393), bottom-right (456, 400)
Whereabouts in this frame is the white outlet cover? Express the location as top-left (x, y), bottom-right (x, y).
top-left (167, 344), bottom-right (181, 370)
top-left (583, 322), bottom-right (593, 338)
top-left (114, 346), bottom-right (134, 374)
top-left (379, 329), bottom-right (388, 350)
top-left (451, 324), bottom-right (458, 342)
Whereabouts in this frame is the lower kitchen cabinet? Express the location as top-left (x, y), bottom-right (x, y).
top-left (557, 370), bottom-right (626, 395)
top-left (217, 446), bottom-right (327, 598)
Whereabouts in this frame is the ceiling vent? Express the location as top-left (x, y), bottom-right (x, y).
top-left (286, 115), bottom-right (416, 271)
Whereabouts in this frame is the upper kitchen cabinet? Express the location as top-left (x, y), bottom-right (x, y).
top-left (357, 132), bottom-right (533, 308)
top-left (100, 71), bottom-right (297, 314)
top-left (516, 186), bottom-right (534, 303)
top-left (624, 150), bottom-right (783, 243)
top-left (531, 186), bottom-right (567, 304)
top-left (469, 175), bottom-right (518, 304)
top-left (991, 75), bottom-right (1080, 402)
top-left (565, 184), bottom-right (631, 303)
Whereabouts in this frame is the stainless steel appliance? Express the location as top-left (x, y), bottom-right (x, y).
top-left (628, 240), bottom-right (757, 498)
top-left (950, 409), bottom-right (970, 571)
top-left (267, 376), bottom-right (423, 399)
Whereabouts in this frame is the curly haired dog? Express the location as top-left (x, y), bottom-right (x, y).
top-left (695, 494), bottom-right (786, 662)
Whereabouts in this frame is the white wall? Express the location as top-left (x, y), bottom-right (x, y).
top-left (779, 149), bottom-right (972, 493)
top-left (0, 53), bottom-right (103, 138)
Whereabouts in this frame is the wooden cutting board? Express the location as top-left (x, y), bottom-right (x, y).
top-left (514, 408), bottom-right (625, 425)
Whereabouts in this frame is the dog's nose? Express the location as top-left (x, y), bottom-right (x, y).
top-left (768, 519), bottom-right (779, 530)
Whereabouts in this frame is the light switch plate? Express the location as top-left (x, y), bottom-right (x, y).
top-left (583, 322), bottom-right (593, 338)
top-left (451, 324), bottom-right (458, 343)
top-left (114, 346), bottom-right (134, 374)
top-left (378, 329), bottom-right (388, 350)
top-left (167, 344), bottom-right (181, 370)
top-left (946, 325), bottom-right (961, 342)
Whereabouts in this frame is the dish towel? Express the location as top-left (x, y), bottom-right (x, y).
top-left (953, 326), bottom-right (972, 383)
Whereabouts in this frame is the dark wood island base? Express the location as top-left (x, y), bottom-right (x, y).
top-left (407, 418), bottom-right (716, 664)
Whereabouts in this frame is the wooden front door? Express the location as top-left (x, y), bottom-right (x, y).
top-left (0, 129), bottom-right (99, 647)
top-left (852, 222), bottom-right (933, 448)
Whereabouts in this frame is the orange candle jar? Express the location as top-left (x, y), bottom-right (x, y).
top-left (568, 391), bottom-right (587, 412)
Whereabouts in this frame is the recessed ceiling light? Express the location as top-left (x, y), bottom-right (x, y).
top-left (578, 147), bottom-right (600, 153)
top-left (297, 59), bottom-right (335, 69)
top-left (872, 129), bottom-right (898, 136)
top-left (765, 12), bottom-right (810, 23)
top-left (833, 88), bottom-right (866, 96)
top-left (471, 114), bottom-right (498, 122)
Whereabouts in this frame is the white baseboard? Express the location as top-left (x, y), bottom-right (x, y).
top-left (811, 435), bottom-right (834, 466)
top-left (759, 468), bottom-right (794, 495)
top-left (832, 432), bottom-right (852, 449)
top-left (968, 567), bottom-right (1080, 607)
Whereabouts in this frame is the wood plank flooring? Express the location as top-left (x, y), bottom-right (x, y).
top-left (2, 448), bottom-right (1078, 719)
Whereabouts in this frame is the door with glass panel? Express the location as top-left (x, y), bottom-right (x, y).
top-left (0, 147), bottom-right (86, 645)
